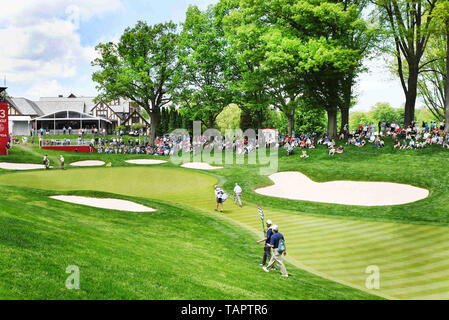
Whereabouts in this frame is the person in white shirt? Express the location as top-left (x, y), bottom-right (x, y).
top-left (214, 185), bottom-right (224, 213)
top-left (234, 183), bottom-right (243, 208)
top-left (60, 155), bottom-right (65, 170)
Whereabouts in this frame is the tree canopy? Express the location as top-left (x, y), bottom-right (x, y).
top-left (92, 21), bottom-right (179, 145)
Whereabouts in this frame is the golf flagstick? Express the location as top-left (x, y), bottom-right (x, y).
top-left (258, 205), bottom-right (266, 237)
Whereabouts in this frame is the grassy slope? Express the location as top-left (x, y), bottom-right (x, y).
top-left (2, 165), bottom-right (449, 299)
top-left (2, 139), bottom-right (449, 299)
top-left (0, 185), bottom-right (376, 300)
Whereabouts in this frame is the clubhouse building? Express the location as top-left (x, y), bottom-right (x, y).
top-left (6, 94), bottom-right (150, 136)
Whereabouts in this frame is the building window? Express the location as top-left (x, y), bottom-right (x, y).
top-left (97, 110), bottom-right (107, 118)
top-left (132, 116), bottom-right (140, 124)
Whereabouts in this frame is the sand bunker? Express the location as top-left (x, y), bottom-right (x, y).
top-left (255, 171), bottom-right (429, 206)
top-left (125, 159), bottom-right (167, 165)
top-left (181, 162), bottom-right (223, 170)
top-left (50, 196), bottom-right (156, 212)
top-left (0, 162), bottom-right (48, 170)
top-left (70, 160), bottom-right (105, 167)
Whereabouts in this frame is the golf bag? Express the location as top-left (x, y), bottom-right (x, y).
top-left (221, 192), bottom-right (229, 202)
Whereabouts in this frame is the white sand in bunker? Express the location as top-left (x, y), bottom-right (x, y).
top-left (255, 171), bottom-right (429, 206)
top-left (50, 196), bottom-right (156, 212)
top-left (0, 162), bottom-right (48, 170)
top-left (180, 162), bottom-right (223, 170)
top-left (125, 159), bottom-right (167, 165)
top-left (70, 160), bottom-right (105, 167)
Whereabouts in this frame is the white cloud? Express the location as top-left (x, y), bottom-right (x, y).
top-left (0, 1), bottom-right (122, 95)
top-left (25, 80), bottom-right (65, 99)
top-left (1, 0), bottom-right (121, 27)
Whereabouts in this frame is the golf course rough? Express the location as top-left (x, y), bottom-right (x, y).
top-left (0, 168), bottom-right (374, 300)
top-left (1, 166), bottom-right (449, 300)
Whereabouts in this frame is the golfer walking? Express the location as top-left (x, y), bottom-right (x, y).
top-left (60, 155), bottom-right (65, 170)
top-left (234, 183), bottom-right (243, 207)
top-left (43, 155), bottom-right (50, 169)
top-left (257, 219), bottom-right (274, 267)
top-left (263, 225), bottom-right (288, 277)
top-left (214, 185), bottom-right (224, 213)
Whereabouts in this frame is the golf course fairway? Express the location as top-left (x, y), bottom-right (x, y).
top-left (1, 166), bottom-right (448, 300)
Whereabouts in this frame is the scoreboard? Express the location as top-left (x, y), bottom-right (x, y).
top-left (0, 102), bottom-right (8, 155)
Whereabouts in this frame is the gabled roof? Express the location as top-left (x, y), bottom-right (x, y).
top-left (9, 98), bottom-right (44, 116)
top-left (123, 110), bottom-right (150, 125)
top-left (91, 100), bottom-right (123, 120)
top-left (35, 101), bottom-right (86, 115)
top-left (108, 98), bottom-right (131, 114)
top-left (39, 96), bottom-right (96, 112)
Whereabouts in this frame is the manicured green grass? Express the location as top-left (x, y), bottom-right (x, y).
top-left (0, 185), bottom-right (376, 299)
top-left (2, 139), bottom-right (449, 299)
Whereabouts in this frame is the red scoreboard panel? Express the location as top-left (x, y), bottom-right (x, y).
top-left (0, 102), bottom-right (8, 155)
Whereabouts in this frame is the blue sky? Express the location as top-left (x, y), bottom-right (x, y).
top-left (1, 0), bottom-right (415, 112)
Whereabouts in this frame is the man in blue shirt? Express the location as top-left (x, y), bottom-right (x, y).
top-left (263, 225), bottom-right (288, 277)
top-left (257, 220), bottom-right (274, 267)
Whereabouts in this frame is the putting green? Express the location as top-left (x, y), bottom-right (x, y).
top-left (1, 167), bottom-right (449, 300)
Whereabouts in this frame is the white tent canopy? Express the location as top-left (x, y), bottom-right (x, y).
top-left (34, 110), bottom-right (111, 133)
top-left (9, 116), bottom-right (32, 136)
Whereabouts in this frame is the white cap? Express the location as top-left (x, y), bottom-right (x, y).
top-left (272, 225), bottom-right (279, 231)
top-left (266, 220), bottom-right (272, 225)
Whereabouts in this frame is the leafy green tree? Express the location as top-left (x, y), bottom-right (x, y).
top-left (169, 106), bottom-right (178, 132)
top-left (416, 35), bottom-right (446, 120)
top-left (349, 111), bottom-right (375, 128)
top-left (216, 104), bottom-right (242, 133)
top-left (295, 100), bottom-right (327, 135)
top-left (131, 123), bottom-right (146, 131)
top-left (234, 0), bottom-right (367, 137)
top-left (429, 0), bottom-right (449, 127)
top-left (415, 107), bottom-right (440, 123)
top-left (264, 109), bottom-right (289, 135)
top-left (335, 0), bottom-right (380, 131)
top-left (371, 102), bottom-right (403, 123)
top-left (376, 0), bottom-right (439, 126)
top-left (220, 0), bottom-right (272, 130)
top-left (176, 5), bottom-right (235, 128)
top-left (92, 21), bottom-right (179, 145)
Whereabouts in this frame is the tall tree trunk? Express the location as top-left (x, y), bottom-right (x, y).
top-left (341, 71), bottom-right (353, 131)
top-left (208, 115), bottom-right (215, 129)
top-left (149, 108), bottom-right (160, 147)
top-left (257, 109), bottom-right (263, 130)
top-left (445, 25), bottom-right (449, 132)
top-left (404, 60), bottom-right (419, 126)
top-left (340, 107), bottom-right (349, 132)
top-left (286, 109), bottom-right (295, 136)
top-left (327, 108), bottom-right (337, 138)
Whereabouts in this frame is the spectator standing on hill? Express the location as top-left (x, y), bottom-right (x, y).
top-left (234, 183), bottom-right (243, 208)
top-left (263, 225), bottom-right (288, 277)
top-left (257, 220), bottom-right (274, 267)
